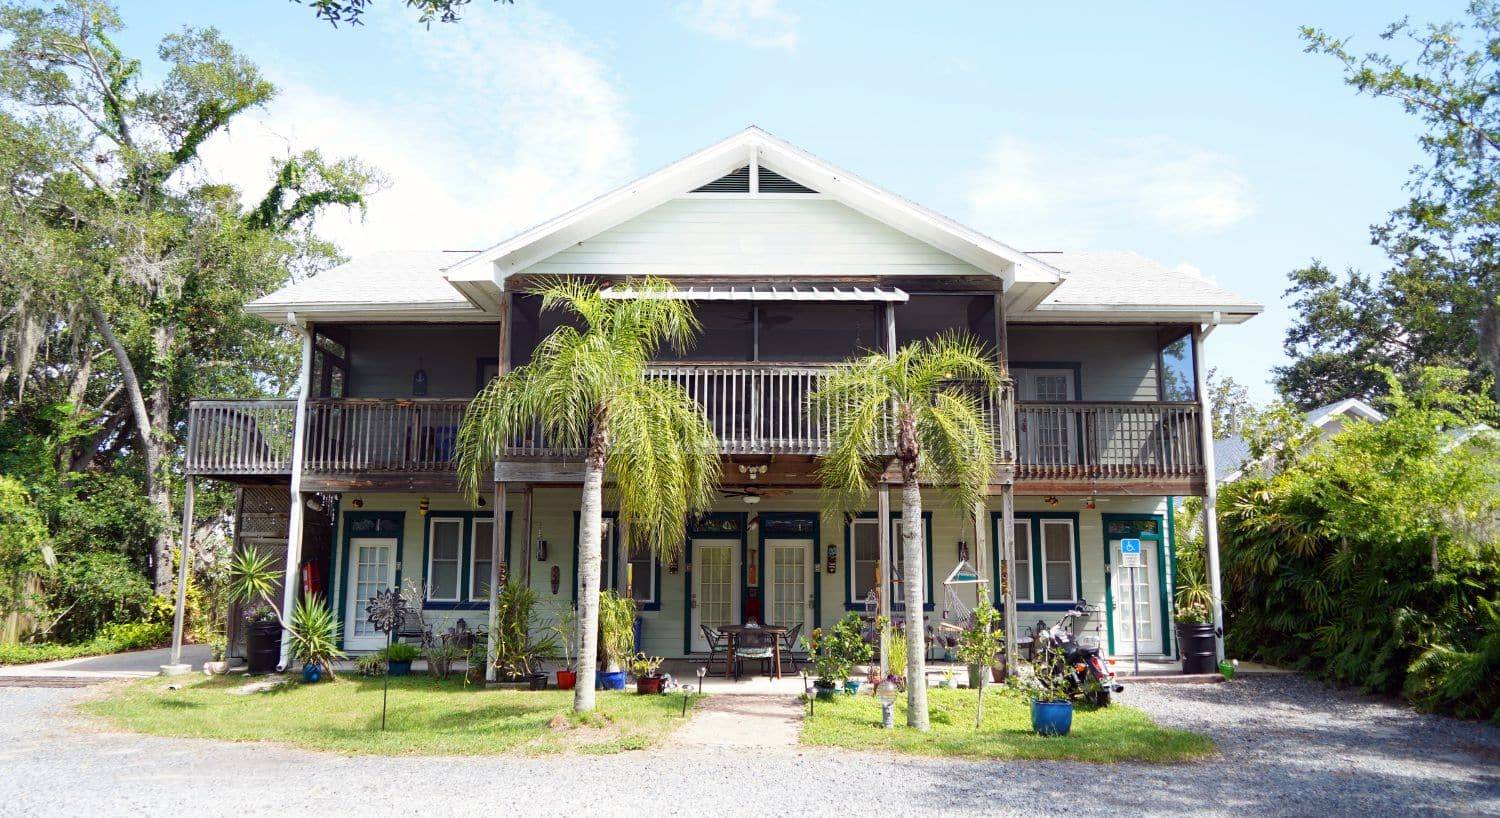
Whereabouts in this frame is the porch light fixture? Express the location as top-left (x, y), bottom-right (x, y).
top-left (351, 496), bottom-right (364, 509)
top-left (1044, 496), bottom-right (1059, 507)
top-left (305, 496), bottom-right (323, 512)
top-left (476, 495), bottom-right (486, 507)
top-left (536, 538), bottom-right (548, 562)
top-left (1084, 496), bottom-right (1096, 510)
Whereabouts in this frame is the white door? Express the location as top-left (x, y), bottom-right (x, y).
top-left (1110, 539), bottom-right (1162, 656)
top-left (1016, 369), bottom-right (1077, 466)
top-left (765, 538), bottom-right (813, 636)
top-left (691, 540), bottom-right (740, 652)
top-left (345, 537), bottom-right (397, 651)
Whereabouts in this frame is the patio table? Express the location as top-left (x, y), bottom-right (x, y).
top-left (718, 623), bottom-right (787, 680)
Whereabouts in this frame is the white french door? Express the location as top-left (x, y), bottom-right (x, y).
top-left (345, 537), bottom-right (397, 651)
top-left (1016, 369), bottom-right (1077, 466)
top-left (691, 540), bottom-right (740, 652)
top-left (1110, 538), bottom-right (1162, 656)
top-left (765, 538), bottom-right (813, 635)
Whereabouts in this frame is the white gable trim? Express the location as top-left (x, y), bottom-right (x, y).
top-left (444, 126), bottom-right (1064, 294)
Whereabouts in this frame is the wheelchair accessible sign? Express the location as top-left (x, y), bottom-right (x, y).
top-left (1119, 538), bottom-right (1143, 568)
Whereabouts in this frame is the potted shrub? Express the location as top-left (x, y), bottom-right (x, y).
top-left (424, 626), bottom-right (466, 681)
top-left (955, 603), bottom-right (1004, 727)
top-left (356, 654), bottom-right (386, 677)
top-left (803, 628), bottom-right (842, 701)
top-left (203, 635), bottom-right (229, 675)
top-left (595, 590), bottom-right (635, 691)
top-left (1015, 644), bottom-right (1074, 736)
top-left (630, 652), bottom-right (666, 694)
top-left (805, 613), bottom-right (872, 700)
top-left (381, 642), bottom-right (420, 676)
top-left (492, 580), bottom-right (558, 688)
top-left (288, 594), bottom-right (345, 682)
top-left (550, 605), bottom-right (578, 690)
top-left (1175, 597), bottom-right (1217, 675)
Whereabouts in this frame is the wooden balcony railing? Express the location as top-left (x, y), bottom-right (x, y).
top-left (185, 383), bottom-right (1202, 483)
top-left (1014, 401), bottom-right (1204, 479)
top-left (185, 400), bottom-right (296, 475)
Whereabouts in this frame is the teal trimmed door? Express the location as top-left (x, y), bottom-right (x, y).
top-left (1102, 515), bottom-right (1168, 658)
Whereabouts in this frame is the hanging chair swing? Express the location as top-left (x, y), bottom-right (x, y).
top-left (936, 549), bottom-right (988, 659)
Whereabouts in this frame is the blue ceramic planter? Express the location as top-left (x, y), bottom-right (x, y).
top-left (387, 660), bottom-right (412, 677)
top-left (1031, 700), bottom-right (1073, 736)
top-left (301, 663), bottom-right (322, 684)
top-left (842, 680), bottom-right (861, 695)
top-left (596, 670), bottom-right (627, 690)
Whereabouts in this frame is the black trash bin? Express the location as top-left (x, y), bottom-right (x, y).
top-left (247, 621), bottom-right (282, 674)
top-left (1176, 622), bottom-right (1217, 674)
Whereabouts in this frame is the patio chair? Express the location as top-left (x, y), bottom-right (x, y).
top-left (733, 629), bottom-right (775, 679)
top-left (779, 623), bottom-right (803, 674)
top-left (700, 624), bottom-right (728, 672)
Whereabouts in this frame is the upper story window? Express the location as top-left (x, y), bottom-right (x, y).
top-left (1157, 329), bottom-right (1197, 401)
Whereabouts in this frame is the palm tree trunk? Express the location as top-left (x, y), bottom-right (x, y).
top-left (573, 423), bottom-right (607, 713)
top-left (899, 466), bottom-right (930, 731)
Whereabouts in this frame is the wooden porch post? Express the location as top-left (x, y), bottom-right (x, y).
top-left (1000, 483), bottom-right (1018, 674)
top-left (161, 476), bottom-right (194, 675)
top-left (485, 291), bottom-right (513, 682)
top-left (278, 316), bottom-right (315, 670)
top-left (877, 482), bottom-right (892, 680)
top-left (518, 484), bottom-right (533, 586)
top-left (1191, 322), bottom-right (1226, 662)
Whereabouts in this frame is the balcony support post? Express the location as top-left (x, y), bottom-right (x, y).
top-left (877, 481), bottom-right (892, 680)
top-left (160, 475), bottom-right (194, 676)
top-left (1000, 481), bottom-right (1018, 676)
top-left (486, 290), bottom-right (512, 682)
top-left (278, 317), bottom-right (315, 671)
top-left (1192, 320), bottom-right (1226, 663)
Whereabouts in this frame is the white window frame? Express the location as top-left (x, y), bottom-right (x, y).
top-left (847, 517), bottom-right (881, 603)
top-left (1011, 519), bottom-right (1034, 604)
top-left (1039, 518), bottom-right (1078, 604)
top-left (888, 520), bottom-right (929, 608)
top-left (469, 516), bottom-right (495, 602)
top-left (425, 516), bottom-right (464, 603)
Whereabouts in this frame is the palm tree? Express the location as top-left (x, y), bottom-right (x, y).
top-left (812, 332), bottom-right (1000, 730)
top-left (456, 277), bottom-right (719, 712)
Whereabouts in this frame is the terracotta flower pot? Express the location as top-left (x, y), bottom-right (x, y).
top-left (556, 669), bottom-right (577, 690)
top-left (636, 675), bottom-right (665, 695)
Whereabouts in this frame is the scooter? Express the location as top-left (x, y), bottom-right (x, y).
top-left (1027, 599), bottom-right (1124, 706)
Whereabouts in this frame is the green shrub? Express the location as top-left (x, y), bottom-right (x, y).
top-left (0, 475), bottom-right (50, 620)
top-left (45, 551), bottom-right (154, 642)
top-left (1221, 370), bottom-right (1500, 721)
top-left (0, 619), bottom-right (168, 666)
top-left (380, 642), bottom-right (420, 662)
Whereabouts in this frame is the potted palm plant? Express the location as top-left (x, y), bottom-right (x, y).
top-left (492, 580), bottom-right (558, 688)
top-left (596, 590), bottom-right (635, 691)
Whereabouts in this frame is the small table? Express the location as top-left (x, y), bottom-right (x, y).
top-left (719, 624), bottom-right (787, 680)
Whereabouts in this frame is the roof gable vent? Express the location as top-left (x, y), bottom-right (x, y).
top-left (757, 167), bottom-right (817, 193)
top-left (692, 166), bottom-right (751, 193)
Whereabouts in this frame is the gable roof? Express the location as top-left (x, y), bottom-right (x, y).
top-left (442, 126), bottom-right (1066, 311)
top-left (1215, 397), bottom-right (1384, 483)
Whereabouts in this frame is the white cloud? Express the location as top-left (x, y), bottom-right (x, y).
top-left (966, 135), bottom-right (1253, 250)
top-left (196, 7), bottom-right (633, 259)
top-left (681, 0), bottom-right (799, 50)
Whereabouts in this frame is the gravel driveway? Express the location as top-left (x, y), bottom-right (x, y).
top-left (0, 675), bottom-right (1495, 817)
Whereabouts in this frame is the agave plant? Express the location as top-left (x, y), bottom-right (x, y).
top-left (289, 594), bottom-right (345, 679)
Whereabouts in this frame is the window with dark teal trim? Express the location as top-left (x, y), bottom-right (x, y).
top-left (843, 511), bottom-right (934, 612)
top-left (990, 511), bottom-right (1082, 612)
top-left (421, 510), bottom-right (508, 610)
top-left (571, 512), bottom-right (661, 610)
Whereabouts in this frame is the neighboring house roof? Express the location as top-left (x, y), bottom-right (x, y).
top-left (1215, 398), bottom-right (1385, 483)
top-left (246, 127), bottom-right (1264, 325)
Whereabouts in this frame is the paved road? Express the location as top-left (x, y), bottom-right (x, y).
top-left (0, 675), bottom-right (1495, 817)
top-left (0, 644), bottom-right (212, 679)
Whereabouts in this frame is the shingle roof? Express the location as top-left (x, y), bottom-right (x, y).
top-left (246, 250), bottom-right (478, 314)
top-left (1032, 251), bottom-right (1261, 311)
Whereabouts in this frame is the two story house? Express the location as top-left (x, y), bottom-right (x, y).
top-left (184, 128), bottom-right (1260, 669)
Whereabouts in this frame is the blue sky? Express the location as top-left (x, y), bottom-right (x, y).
top-left (117, 0), bottom-right (1462, 402)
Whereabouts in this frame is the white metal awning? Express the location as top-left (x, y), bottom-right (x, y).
top-left (599, 284), bottom-right (908, 302)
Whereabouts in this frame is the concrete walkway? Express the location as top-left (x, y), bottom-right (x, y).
top-left (673, 694), bottom-right (803, 749)
top-left (0, 645), bottom-right (212, 681)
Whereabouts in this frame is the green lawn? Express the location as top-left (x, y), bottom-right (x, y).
top-left (83, 674), bottom-right (702, 756)
top-left (800, 687), bottom-right (1215, 763)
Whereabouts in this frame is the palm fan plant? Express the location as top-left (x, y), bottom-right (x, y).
top-left (289, 593), bottom-right (345, 679)
top-left (456, 277), bottom-right (720, 712)
top-left (811, 331), bottom-right (1000, 730)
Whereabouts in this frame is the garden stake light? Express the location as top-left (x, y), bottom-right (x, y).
top-left (877, 678), bottom-right (898, 729)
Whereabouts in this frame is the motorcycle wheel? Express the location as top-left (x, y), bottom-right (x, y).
top-left (1086, 687), bottom-right (1111, 707)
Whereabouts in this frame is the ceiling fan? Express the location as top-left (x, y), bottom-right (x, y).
top-left (720, 486), bottom-right (793, 505)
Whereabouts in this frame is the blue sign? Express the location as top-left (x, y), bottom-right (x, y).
top-left (1120, 538), bottom-right (1142, 554)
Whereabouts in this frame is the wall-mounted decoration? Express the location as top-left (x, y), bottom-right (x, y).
top-left (957, 540), bottom-right (969, 563)
top-left (550, 565), bottom-right (560, 595)
top-left (476, 495), bottom-right (487, 507)
top-left (668, 554), bottom-right (680, 574)
top-left (497, 562), bottom-right (509, 587)
top-left (418, 497), bottom-right (430, 516)
top-left (351, 496), bottom-right (364, 509)
top-left (536, 538), bottom-right (548, 562)
top-left (411, 361), bottom-right (428, 396)
top-left (1044, 496), bottom-right (1059, 507)
top-left (746, 546), bottom-right (759, 586)
top-left (826, 544), bottom-right (837, 574)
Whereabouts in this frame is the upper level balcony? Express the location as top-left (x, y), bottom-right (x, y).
top-left (185, 365), bottom-right (1205, 493)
